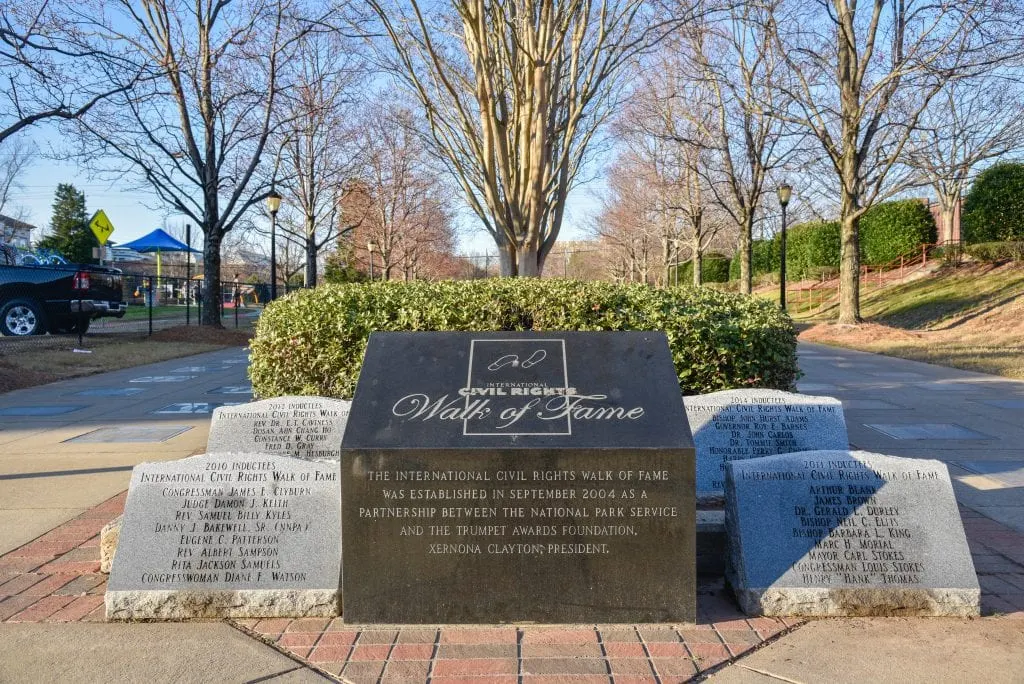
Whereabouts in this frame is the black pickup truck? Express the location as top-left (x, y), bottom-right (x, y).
top-left (0, 248), bottom-right (127, 335)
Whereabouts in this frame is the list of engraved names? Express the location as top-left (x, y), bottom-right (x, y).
top-left (694, 397), bottom-right (841, 489)
top-left (739, 456), bottom-right (940, 586)
top-left (136, 459), bottom-right (337, 586)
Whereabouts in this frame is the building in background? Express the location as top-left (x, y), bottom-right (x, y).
top-left (0, 215), bottom-right (35, 248)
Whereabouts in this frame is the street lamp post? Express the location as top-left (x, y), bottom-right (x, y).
top-left (777, 183), bottom-right (792, 311)
top-left (367, 241), bottom-right (377, 282)
top-left (266, 189), bottom-right (282, 300)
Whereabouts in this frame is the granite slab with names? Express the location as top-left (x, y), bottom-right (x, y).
top-left (684, 389), bottom-right (848, 497)
top-left (725, 450), bottom-right (979, 617)
top-left (340, 331), bottom-right (696, 624)
top-left (105, 452), bottom-right (341, 620)
top-left (206, 396), bottom-right (351, 461)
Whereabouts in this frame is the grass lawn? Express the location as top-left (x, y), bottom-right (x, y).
top-left (796, 263), bottom-right (1024, 379)
top-left (121, 304), bottom-right (192, 319)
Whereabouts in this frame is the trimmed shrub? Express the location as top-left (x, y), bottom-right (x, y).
top-left (784, 220), bottom-right (841, 280)
top-left (859, 199), bottom-right (936, 265)
top-left (962, 162), bottom-right (1024, 243)
top-left (676, 252), bottom-right (730, 286)
top-left (249, 279), bottom-right (798, 399)
top-left (965, 241), bottom-right (1024, 263)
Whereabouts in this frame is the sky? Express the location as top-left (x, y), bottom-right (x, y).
top-left (10, 127), bottom-right (598, 258)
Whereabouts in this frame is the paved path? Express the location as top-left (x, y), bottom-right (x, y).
top-left (798, 341), bottom-right (1024, 534)
top-left (0, 346), bottom-right (250, 555)
top-left (0, 340), bottom-right (1021, 683)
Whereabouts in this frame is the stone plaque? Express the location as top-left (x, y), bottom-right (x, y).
top-left (105, 452), bottom-right (341, 620)
top-left (207, 396), bottom-right (351, 461)
top-left (725, 450), bottom-right (979, 617)
top-left (684, 389), bottom-right (848, 496)
top-left (341, 331), bottom-right (695, 624)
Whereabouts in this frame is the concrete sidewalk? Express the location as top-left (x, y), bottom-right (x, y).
top-left (0, 346), bottom-right (250, 554)
top-left (0, 340), bottom-right (1022, 683)
top-left (797, 341), bottom-right (1024, 535)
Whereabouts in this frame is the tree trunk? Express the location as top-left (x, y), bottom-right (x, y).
top-left (498, 240), bottom-right (516, 276)
top-left (201, 228), bottom-right (223, 327)
top-left (304, 217), bottom-right (317, 287)
top-left (938, 197), bottom-right (957, 244)
top-left (662, 237), bottom-right (671, 287)
top-left (838, 208), bottom-right (861, 324)
top-left (517, 245), bottom-right (541, 277)
top-left (692, 247), bottom-right (703, 287)
top-left (739, 213), bottom-right (753, 295)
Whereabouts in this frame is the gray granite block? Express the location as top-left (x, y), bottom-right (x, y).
top-left (207, 396), bottom-right (350, 461)
top-left (725, 450), bottom-right (979, 617)
top-left (105, 452), bottom-right (341, 620)
top-left (684, 389), bottom-right (848, 496)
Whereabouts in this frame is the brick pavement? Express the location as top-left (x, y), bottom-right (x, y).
top-left (0, 492), bottom-right (1022, 683)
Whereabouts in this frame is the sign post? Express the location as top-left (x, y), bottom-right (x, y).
top-left (89, 210), bottom-right (116, 265)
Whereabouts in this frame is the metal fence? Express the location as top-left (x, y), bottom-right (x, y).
top-left (1, 269), bottom-right (273, 348)
top-left (111, 274), bottom-right (268, 335)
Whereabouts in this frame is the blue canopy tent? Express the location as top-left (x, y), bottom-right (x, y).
top-left (118, 228), bottom-right (201, 278)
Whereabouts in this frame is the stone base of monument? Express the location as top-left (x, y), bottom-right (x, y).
top-left (105, 589), bottom-right (340, 621)
top-left (99, 515), bottom-right (121, 574)
top-left (696, 510), bottom-right (726, 576)
top-left (725, 450), bottom-right (980, 618)
top-left (728, 584), bottom-right (980, 618)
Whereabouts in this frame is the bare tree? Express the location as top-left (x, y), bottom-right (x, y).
top-left (366, 0), bottom-right (697, 276)
top-left (276, 29), bottom-right (366, 286)
top-left (0, 1), bottom-right (145, 144)
top-left (685, 4), bottom-right (793, 294)
top-left (0, 137), bottom-right (33, 220)
top-left (617, 38), bottom-right (728, 287)
top-left (905, 74), bottom-right (1024, 243)
top-left (395, 198), bottom-right (457, 281)
top-left (350, 108), bottom-right (452, 281)
top-left (767, 0), bottom-right (1019, 323)
top-left (64, 0), bottom-right (321, 325)
top-left (593, 153), bottom-right (662, 284)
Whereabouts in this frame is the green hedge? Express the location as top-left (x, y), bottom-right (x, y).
top-left (726, 221), bottom-right (841, 282)
top-left (675, 253), bottom-right (731, 285)
top-left (785, 220), bottom-right (841, 279)
top-left (962, 162), bottom-right (1024, 243)
top-left (965, 241), bottom-right (1024, 263)
top-left (729, 201), bottom-right (936, 280)
top-left (249, 279), bottom-right (798, 399)
top-left (859, 199), bottom-right (936, 265)
top-left (729, 239), bottom-right (779, 281)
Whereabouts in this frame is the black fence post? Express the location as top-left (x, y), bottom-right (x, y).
top-left (78, 298), bottom-right (84, 347)
top-left (147, 275), bottom-right (154, 336)
top-left (234, 286), bottom-right (239, 329)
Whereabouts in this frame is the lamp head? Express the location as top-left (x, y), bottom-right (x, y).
top-left (777, 183), bottom-right (792, 207)
top-left (266, 189), bottom-right (283, 215)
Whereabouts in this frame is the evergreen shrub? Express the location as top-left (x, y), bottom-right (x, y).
top-left (676, 253), bottom-right (731, 285)
top-left (859, 199), bottom-right (937, 265)
top-left (962, 162), bottom-right (1024, 243)
top-left (965, 241), bottom-right (1024, 263)
top-left (249, 279), bottom-right (798, 399)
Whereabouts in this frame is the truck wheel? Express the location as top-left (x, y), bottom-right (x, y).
top-left (0, 298), bottom-right (47, 336)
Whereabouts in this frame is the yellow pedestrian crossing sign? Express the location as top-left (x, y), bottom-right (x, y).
top-left (89, 210), bottom-right (115, 245)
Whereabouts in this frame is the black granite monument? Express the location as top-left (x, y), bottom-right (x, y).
top-left (340, 331), bottom-right (695, 623)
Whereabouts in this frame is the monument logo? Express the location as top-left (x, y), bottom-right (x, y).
top-left (389, 338), bottom-right (645, 437)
